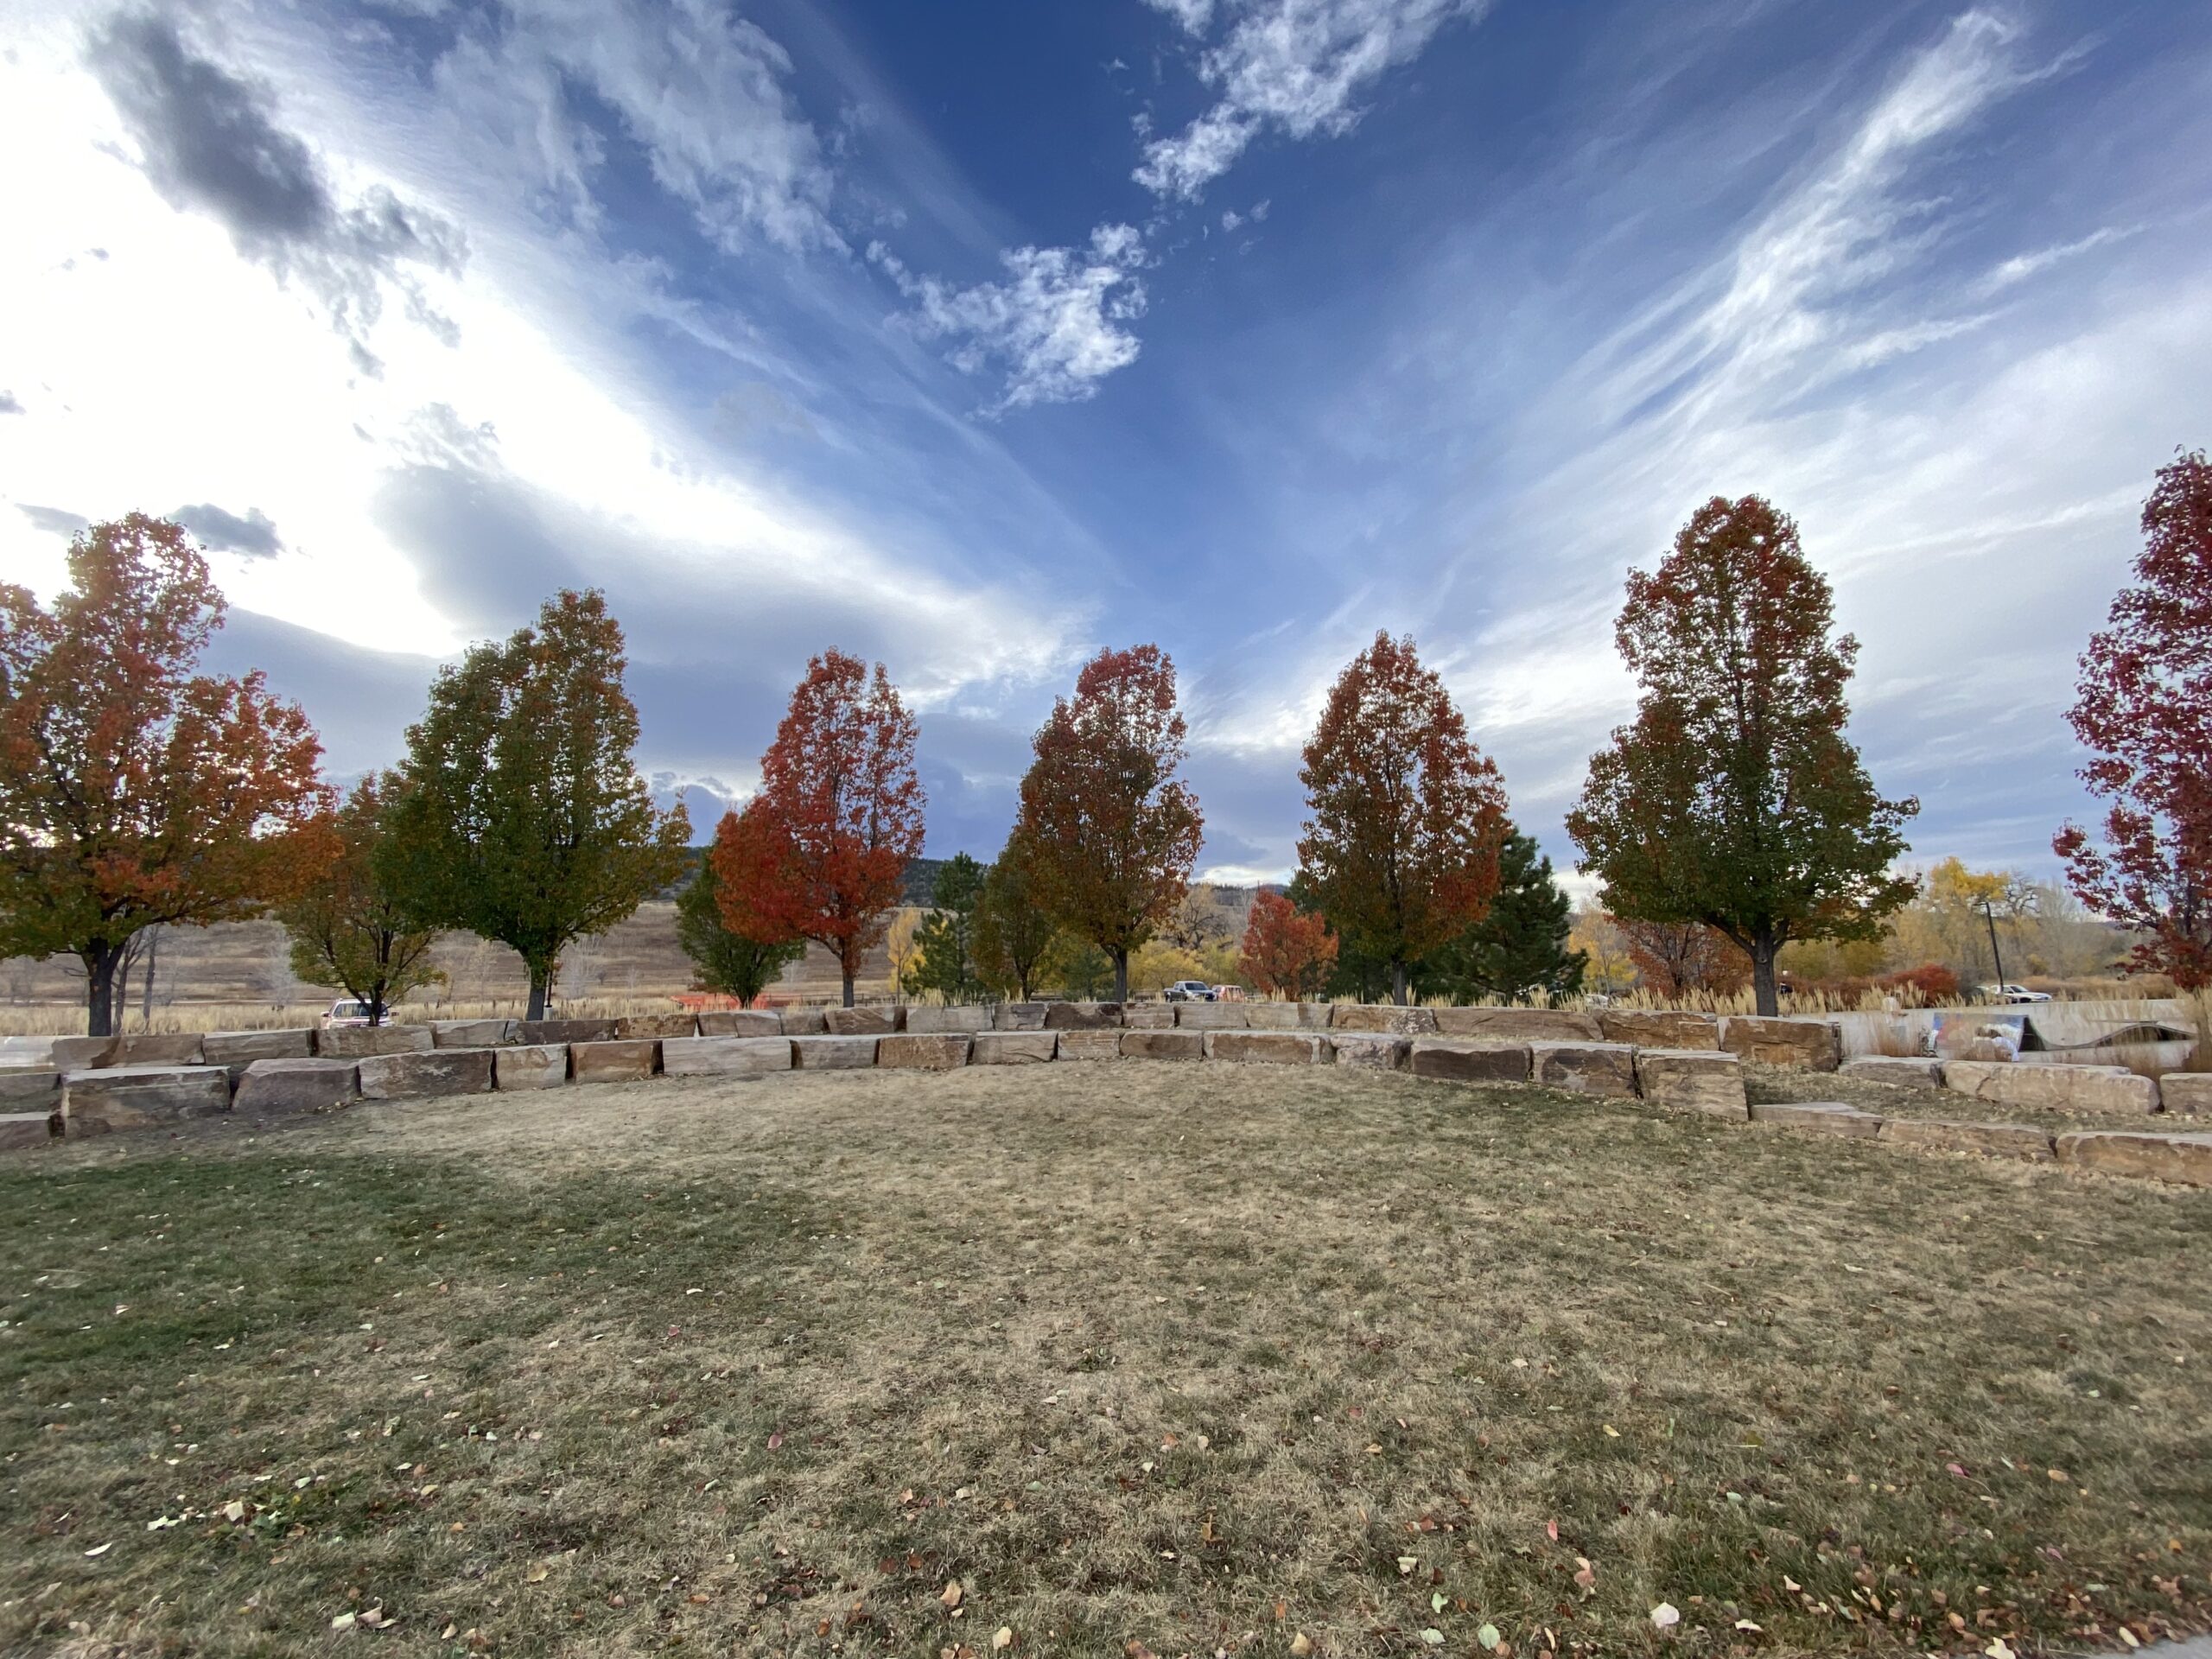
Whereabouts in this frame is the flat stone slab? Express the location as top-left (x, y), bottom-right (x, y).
top-left (1840, 1055), bottom-right (1946, 1090)
top-left (495, 1044), bottom-right (570, 1090)
top-left (2056, 1130), bottom-right (2212, 1185)
top-left (0, 1112), bottom-right (54, 1150)
top-left (516, 1018), bottom-right (616, 1046)
top-left (234, 1058), bottom-right (361, 1116)
top-left (1598, 1009), bottom-right (1721, 1049)
top-left (50, 1036), bottom-right (121, 1070)
top-left (1120, 1003), bottom-right (1175, 1029)
top-left (661, 1036), bottom-right (792, 1077)
top-left (1881, 1117), bottom-right (2053, 1161)
top-left (570, 1039), bottom-right (659, 1084)
top-left (1433, 1007), bottom-right (1600, 1042)
top-left (1055, 1029), bottom-right (1123, 1060)
top-left (1944, 1059), bottom-right (2159, 1115)
top-left (0, 1069), bottom-right (60, 1104)
top-left (357, 1048), bottom-right (495, 1101)
top-left (317, 1025), bottom-right (434, 1058)
top-left (1749, 1100), bottom-right (1884, 1137)
top-left (1205, 1031), bottom-right (1327, 1065)
top-left (432, 1019), bottom-right (516, 1048)
top-left (1045, 1002), bottom-right (1122, 1030)
top-left (1720, 1016), bottom-right (1841, 1071)
top-left (879, 1033), bottom-right (970, 1069)
top-left (1408, 1040), bottom-right (1529, 1084)
top-left (1174, 1003), bottom-right (1249, 1030)
top-left (973, 1032), bottom-right (1056, 1065)
top-left (1331, 1003), bottom-right (1438, 1035)
top-left (825, 1007), bottom-right (901, 1036)
top-left (1243, 1002), bottom-right (1303, 1030)
top-left (1122, 1029), bottom-right (1205, 1060)
top-left (2162, 1074), bottom-right (2212, 1114)
top-left (613, 1013), bottom-right (696, 1039)
top-left (697, 1009), bottom-right (783, 1038)
top-left (1331, 1034), bottom-right (1408, 1071)
top-left (1530, 1041), bottom-right (1638, 1098)
top-left (118, 1033), bottom-right (207, 1066)
top-left (62, 1065), bottom-right (232, 1135)
top-left (1634, 1048), bottom-right (1747, 1117)
top-left (202, 1029), bottom-right (315, 1077)
top-left (992, 1003), bottom-right (1049, 1031)
top-left (791, 1035), bottom-right (880, 1070)
top-left (778, 1007), bottom-right (829, 1035)
top-left (903, 1006), bottom-right (991, 1034)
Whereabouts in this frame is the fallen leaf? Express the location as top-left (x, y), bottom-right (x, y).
top-left (767, 1431), bottom-right (784, 1451)
top-left (2046, 1469), bottom-right (2069, 1483)
top-left (1573, 1559), bottom-right (1595, 1592)
top-left (1431, 1592), bottom-right (1446, 1613)
top-left (525, 1565), bottom-right (550, 1584)
top-left (331, 1612), bottom-right (356, 1631)
top-left (83, 1543), bottom-right (112, 1559)
top-left (941, 1580), bottom-right (963, 1610)
top-left (359, 1607), bottom-right (391, 1629)
top-left (1421, 1631), bottom-right (1445, 1647)
top-left (993, 1628), bottom-right (1014, 1650)
top-left (1544, 1520), bottom-right (1558, 1542)
top-left (1478, 1624), bottom-right (1502, 1650)
top-left (1649, 1603), bottom-right (1680, 1630)
top-left (1397, 1556), bottom-right (1419, 1575)
top-left (1602, 1426), bottom-right (1620, 1439)
top-left (1986, 1641), bottom-right (2017, 1659)
top-left (1734, 1620), bottom-right (1763, 1633)
top-left (1288, 1637), bottom-right (1313, 1658)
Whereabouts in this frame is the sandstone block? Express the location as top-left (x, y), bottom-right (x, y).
top-left (1840, 1056), bottom-right (1946, 1090)
top-left (1205, 1031), bottom-right (1328, 1065)
top-left (1880, 1118), bottom-right (2053, 1161)
top-left (1331, 1003), bottom-right (1438, 1035)
top-left (495, 1045), bottom-right (569, 1090)
top-left (1748, 1100), bottom-right (1883, 1137)
top-left (660, 1036), bottom-right (792, 1077)
top-left (992, 1002), bottom-right (1049, 1031)
top-left (2055, 1130), bottom-right (2212, 1185)
top-left (357, 1048), bottom-right (495, 1100)
top-left (1598, 1010), bottom-right (1720, 1050)
top-left (1433, 1007), bottom-right (1600, 1042)
top-left (317, 1025), bottom-right (434, 1058)
top-left (613, 1013), bottom-right (697, 1040)
top-left (1055, 1029), bottom-right (1122, 1060)
top-left (0, 1069), bottom-right (60, 1104)
top-left (824, 1007), bottom-right (901, 1036)
top-left (1120, 1003), bottom-right (1175, 1029)
top-left (516, 1018), bottom-right (616, 1046)
top-left (2161, 1073), bottom-right (2212, 1114)
top-left (974, 1032), bottom-right (1057, 1065)
top-left (49, 1037), bottom-right (119, 1071)
top-left (1175, 1002), bottom-right (1249, 1030)
top-left (879, 1033), bottom-right (970, 1070)
top-left (904, 1006), bottom-right (991, 1034)
top-left (1633, 1048), bottom-right (1747, 1117)
top-left (1122, 1029), bottom-right (1205, 1060)
top-left (202, 1028), bottom-right (315, 1078)
top-left (1243, 1002), bottom-right (1302, 1029)
top-left (699, 1009), bottom-right (785, 1038)
top-left (116, 1033), bottom-right (206, 1066)
top-left (1331, 1034), bottom-right (1408, 1071)
top-left (62, 1065), bottom-right (232, 1135)
top-left (432, 1019), bottom-right (516, 1048)
top-left (1529, 1041), bottom-right (1639, 1098)
top-left (779, 1007), bottom-right (829, 1035)
top-left (571, 1039), bottom-right (659, 1083)
top-left (0, 1113), bottom-right (54, 1150)
top-left (1943, 1059), bottom-right (2158, 1115)
top-left (1720, 1016), bottom-right (1841, 1070)
top-left (1045, 1002), bottom-right (1122, 1030)
top-left (1408, 1040), bottom-right (1529, 1084)
top-left (791, 1035), bottom-right (880, 1070)
top-left (234, 1058), bottom-right (360, 1116)
top-left (1297, 1002), bottom-right (1334, 1028)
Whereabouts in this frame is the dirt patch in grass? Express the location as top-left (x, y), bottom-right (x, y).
top-left (4, 1064), bottom-right (2209, 1656)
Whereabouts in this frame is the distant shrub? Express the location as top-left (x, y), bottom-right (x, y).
top-left (1880, 963), bottom-right (1959, 1004)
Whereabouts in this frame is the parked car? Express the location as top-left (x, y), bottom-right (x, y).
top-left (322, 998), bottom-right (374, 1029)
top-left (1979, 982), bottom-right (2052, 1004)
top-left (1211, 984), bottom-right (1246, 1002)
top-left (1162, 980), bottom-right (1216, 1002)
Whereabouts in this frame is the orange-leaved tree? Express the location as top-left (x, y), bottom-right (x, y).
top-left (2055, 448), bottom-right (2212, 1045)
top-left (1567, 496), bottom-right (1917, 1016)
top-left (0, 514), bottom-right (335, 1036)
top-left (1613, 917), bottom-right (1750, 1000)
top-left (1239, 888), bottom-right (1337, 1000)
top-left (715, 650), bottom-right (925, 1007)
top-left (1015, 645), bottom-right (1205, 1004)
top-left (1296, 631), bottom-right (1508, 1005)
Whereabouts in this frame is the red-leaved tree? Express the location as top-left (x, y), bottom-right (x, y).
top-left (1296, 632), bottom-right (1508, 1005)
top-left (715, 650), bottom-right (925, 1007)
top-left (0, 515), bottom-right (336, 1036)
top-left (2055, 449), bottom-right (2212, 1045)
top-left (1016, 645), bottom-right (1205, 1003)
top-left (1613, 917), bottom-right (1750, 1000)
top-left (1239, 888), bottom-right (1338, 1000)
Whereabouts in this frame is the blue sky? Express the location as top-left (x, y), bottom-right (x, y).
top-left (2, 0), bottom-right (2208, 887)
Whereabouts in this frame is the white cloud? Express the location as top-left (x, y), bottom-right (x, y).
top-left (876, 225), bottom-right (1149, 410)
top-left (1136, 0), bottom-right (1487, 200)
top-left (1978, 225), bottom-right (2134, 295)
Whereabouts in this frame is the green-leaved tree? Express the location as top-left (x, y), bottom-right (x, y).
top-left (905, 852), bottom-right (986, 1001)
top-left (1427, 829), bottom-right (1585, 1005)
top-left (676, 848), bottom-right (803, 1007)
top-left (278, 772), bottom-right (445, 1025)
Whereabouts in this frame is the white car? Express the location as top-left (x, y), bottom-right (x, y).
top-left (1979, 983), bottom-right (2051, 1004)
top-left (322, 997), bottom-right (375, 1028)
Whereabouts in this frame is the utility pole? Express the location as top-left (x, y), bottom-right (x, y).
top-left (1980, 898), bottom-right (2005, 997)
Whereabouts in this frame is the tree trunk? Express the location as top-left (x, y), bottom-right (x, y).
top-left (1391, 960), bottom-right (1408, 1007)
top-left (84, 944), bottom-right (122, 1039)
top-left (2190, 986), bottom-right (2211, 1073)
top-left (1111, 948), bottom-right (1129, 1005)
top-left (1750, 933), bottom-right (1781, 1018)
top-left (841, 970), bottom-right (855, 1009)
top-left (526, 963), bottom-right (550, 1021)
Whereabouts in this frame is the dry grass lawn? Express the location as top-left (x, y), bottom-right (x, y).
top-left (3, 1064), bottom-right (2209, 1658)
